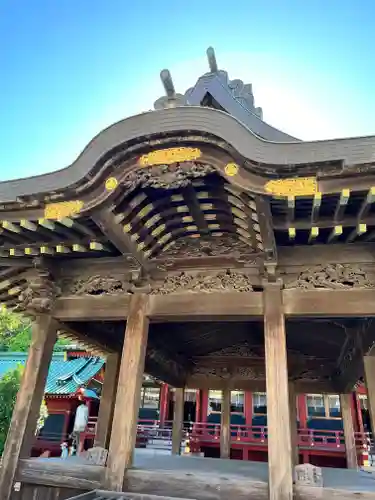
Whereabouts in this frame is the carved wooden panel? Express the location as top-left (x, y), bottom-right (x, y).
top-left (123, 161), bottom-right (215, 194)
top-left (59, 275), bottom-right (133, 296)
top-left (151, 269), bottom-right (254, 294)
top-left (284, 263), bottom-right (375, 290)
top-left (160, 234), bottom-right (256, 259)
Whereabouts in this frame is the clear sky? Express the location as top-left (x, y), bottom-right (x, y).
top-left (1, 0), bottom-right (374, 181)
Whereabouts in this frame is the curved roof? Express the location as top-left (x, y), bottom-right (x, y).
top-left (0, 106), bottom-right (374, 203)
top-left (0, 352), bottom-right (104, 396)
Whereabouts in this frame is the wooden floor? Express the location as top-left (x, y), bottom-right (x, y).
top-left (17, 450), bottom-right (375, 500)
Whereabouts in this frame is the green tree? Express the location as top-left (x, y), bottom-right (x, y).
top-left (0, 366), bottom-right (22, 454)
top-left (0, 309), bottom-right (69, 352)
top-left (0, 367), bottom-right (50, 455)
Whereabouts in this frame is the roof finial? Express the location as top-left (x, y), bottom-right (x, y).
top-left (160, 69), bottom-right (178, 107)
top-left (206, 47), bottom-right (218, 73)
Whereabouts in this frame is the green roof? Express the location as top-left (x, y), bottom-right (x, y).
top-left (0, 352), bottom-right (104, 396)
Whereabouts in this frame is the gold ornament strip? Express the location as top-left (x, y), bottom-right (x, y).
top-left (265, 177), bottom-right (318, 197)
top-left (138, 147), bottom-right (201, 167)
top-left (44, 200), bottom-right (83, 220)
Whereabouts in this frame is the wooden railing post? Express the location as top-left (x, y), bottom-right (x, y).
top-left (0, 314), bottom-right (58, 500)
top-left (263, 280), bottom-right (293, 500)
top-left (172, 387), bottom-right (184, 454)
top-left (340, 393), bottom-right (358, 469)
top-left (220, 388), bottom-right (231, 459)
top-left (94, 352), bottom-right (120, 449)
top-left (105, 294), bottom-right (149, 492)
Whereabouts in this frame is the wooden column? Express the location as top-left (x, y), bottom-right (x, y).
top-left (94, 352), bottom-right (120, 449)
top-left (0, 314), bottom-right (58, 500)
top-left (364, 355), bottom-right (375, 437)
top-left (220, 388), bottom-right (231, 459)
top-left (264, 281), bottom-right (293, 500)
top-left (105, 294), bottom-right (149, 492)
top-left (340, 393), bottom-right (358, 469)
top-left (289, 382), bottom-right (299, 467)
top-left (172, 387), bottom-right (184, 455)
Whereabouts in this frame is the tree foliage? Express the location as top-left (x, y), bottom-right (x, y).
top-left (0, 367), bottom-right (22, 455)
top-left (0, 309), bottom-right (69, 352)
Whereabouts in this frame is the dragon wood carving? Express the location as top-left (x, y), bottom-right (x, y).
top-left (285, 264), bottom-right (375, 290)
top-left (123, 161), bottom-right (215, 193)
top-left (151, 269), bottom-right (253, 295)
top-left (160, 234), bottom-right (256, 259)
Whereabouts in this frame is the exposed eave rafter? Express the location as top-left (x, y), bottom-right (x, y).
top-left (92, 208), bottom-right (154, 273)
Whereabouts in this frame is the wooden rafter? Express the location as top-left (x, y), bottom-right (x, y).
top-left (92, 208), bottom-right (153, 272)
top-left (254, 195), bottom-right (277, 263)
top-left (181, 185), bottom-right (210, 235)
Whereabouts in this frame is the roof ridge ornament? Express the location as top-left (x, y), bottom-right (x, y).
top-left (160, 69), bottom-right (177, 108)
top-left (206, 46), bottom-right (218, 73)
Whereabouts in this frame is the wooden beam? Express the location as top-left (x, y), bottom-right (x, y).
top-left (182, 186), bottom-right (210, 234)
top-left (105, 294), bottom-right (149, 492)
top-left (220, 388), bottom-right (231, 459)
top-left (0, 315), bottom-right (58, 500)
top-left (94, 353), bottom-right (120, 449)
top-left (311, 193), bottom-right (322, 223)
top-left (357, 187), bottom-right (375, 220)
top-left (148, 292), bottom-right (263, 321)
top-left (334, 189), bottom-right (350, 222)
top-left (283, 289), bottom-right (375, 317)
top-left (340, 393), bottom-right (358, 469)
top-left (172, 387), bottom-right (184, 455)
top-left (263, 281), bottom-right (293, 500)
top-left (92, 209), bottom-right (153, 272)
top-left (254, 195), bottom-right (277, 261)
top-left (287, 196), bottom-right (295, 223)
top-left (53, 295), bottom-right (132, 321)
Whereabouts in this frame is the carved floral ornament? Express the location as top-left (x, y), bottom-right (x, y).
top-left (285, 263), bottom-right (375, 290)
top-left (123, 161), bottom-right (216, 192)
top-left (151, 270), bottom-right (254, 295)
top-left (161, 234), bottom-right (256, 259)
top-left (59, 269), bottom-right (254, 297)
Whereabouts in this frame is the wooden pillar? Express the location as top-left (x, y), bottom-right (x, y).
top-left (245, 391), bottom-right (253, 427)
top-left (340, 393), bottom-right (358, 469)
top-left (159, 384), bottom-right (169, 425)
top-left (195, 389), bottom-right (201, 422)
top-left (0, 314), bottom-right (58, 500)
top-left (220, 388), bottom-right (231, 459)
top-left (364, 355), bottom-right (375, 436)
top-left (94, 352), bottom-right (120, 449)
top-left (201, 390), bottom-right (209, 423)
top-left (172, 387), bottom-right (184, 454)
top-left (263, 281), bottom-right (293, 500)
top-left (289, 382), bottom-right (299, 467)
top-left (105, 294), bottom-right (149, 492)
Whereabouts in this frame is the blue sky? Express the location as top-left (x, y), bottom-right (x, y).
top-left (0, 0), bottom-right (375, 181)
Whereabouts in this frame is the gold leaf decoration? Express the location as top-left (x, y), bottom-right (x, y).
top-left (265, 177), bottom-right (318, 197)
top-left (44, 200), bottom-right (84, 220)
top-left (138, 147), bottom-right (201, 166)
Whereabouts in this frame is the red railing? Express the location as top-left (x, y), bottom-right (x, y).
top-left (189, 422), bottom-right (370, 452)
top-left (34, 417), bottom-right (371, 457)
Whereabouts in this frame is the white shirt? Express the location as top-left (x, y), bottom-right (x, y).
top-left (73, 404), bottom-right (89, 432)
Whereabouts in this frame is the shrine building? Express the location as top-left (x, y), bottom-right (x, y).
top-left (2, 47), bottom-right (375, 500)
